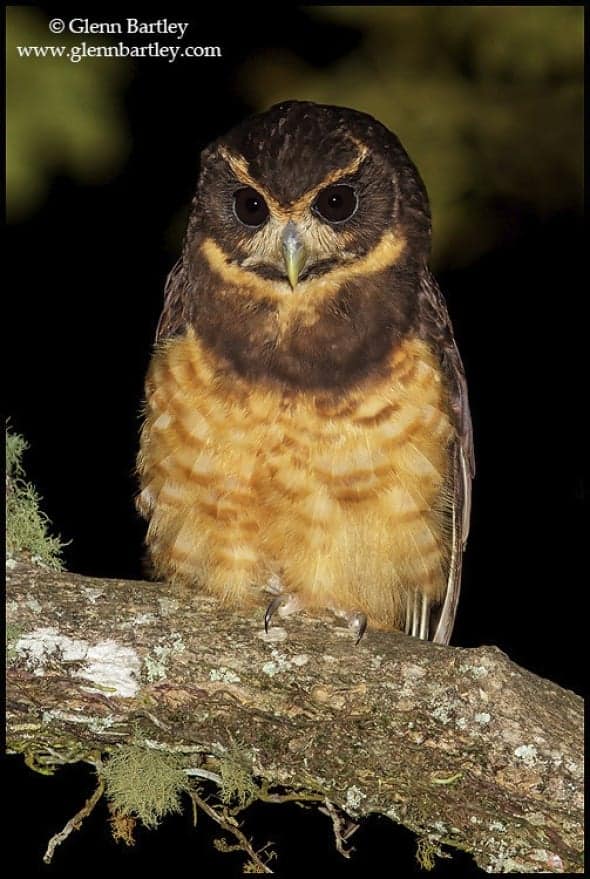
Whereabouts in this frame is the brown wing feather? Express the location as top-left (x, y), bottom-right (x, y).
top-left (156, 258), bottom-right (190, 342)
top-left (418, 268), bottom-right (474, 644)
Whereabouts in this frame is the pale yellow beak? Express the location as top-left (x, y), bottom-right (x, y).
top-left (281, 222), bottom-right (307, 288)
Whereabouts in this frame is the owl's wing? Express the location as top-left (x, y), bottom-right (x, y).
top-left (417, 268), bottom-right (475, 645)
top-left (155, 258), bottom-right (190, 342)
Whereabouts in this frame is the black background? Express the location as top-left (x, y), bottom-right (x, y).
top-left (5, 7), bottom-right (584, 877)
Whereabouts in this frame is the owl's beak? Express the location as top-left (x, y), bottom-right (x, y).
top-left (281, 222), bottom-right (307, 288)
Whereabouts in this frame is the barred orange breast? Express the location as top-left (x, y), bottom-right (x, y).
top-left (137, 328), bottom-right (454, 629)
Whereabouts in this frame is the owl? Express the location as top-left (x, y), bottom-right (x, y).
top-left (137, 101), bottom-right (474, 644)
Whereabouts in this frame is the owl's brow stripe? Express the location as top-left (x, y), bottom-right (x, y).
top-left (217, 142), bottom-right (369, 216)
top-left (289, 143), bottom-right (369, 212)
top-left (200, 229), bottom-right (405, 303)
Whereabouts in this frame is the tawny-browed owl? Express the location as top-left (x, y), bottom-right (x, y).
top-left (137, 101), bottom-right (474, 644)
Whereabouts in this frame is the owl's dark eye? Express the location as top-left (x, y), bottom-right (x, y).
top-left (313, 184), bottom-right (358, 224)
top-left (233, 187), bottom-right (269, 228)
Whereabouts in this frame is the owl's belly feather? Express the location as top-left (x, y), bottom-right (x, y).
top-left (137, 329), bottom-right (453, 629)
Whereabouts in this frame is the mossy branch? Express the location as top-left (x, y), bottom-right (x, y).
top-left (6, 558), bottom-right (583, 873)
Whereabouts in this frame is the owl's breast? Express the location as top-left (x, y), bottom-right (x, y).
top-left (138, 328), bottom-right (454, 618)
top-left (139, 326), bottom-right (453, 521)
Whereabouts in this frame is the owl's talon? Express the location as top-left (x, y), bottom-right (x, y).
top-left (349, 611), bottom-right (368, 645)
top-left (264, 594), bottom-right (287, 633)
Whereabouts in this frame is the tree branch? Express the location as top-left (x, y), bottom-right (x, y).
top-left (6, 558), bottom-right (583, 873)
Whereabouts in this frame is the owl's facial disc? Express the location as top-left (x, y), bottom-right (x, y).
top-left (198, 133), bottom-right (415, 291)
top-left (233, 186), bottom-right (361, 289)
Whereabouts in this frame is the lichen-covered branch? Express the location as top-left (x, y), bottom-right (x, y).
top-left (6, 558), bottom-right (583, 873)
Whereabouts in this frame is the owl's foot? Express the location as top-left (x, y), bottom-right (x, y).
top-left (347, 611), bottom-right (368, 646)
top-left (264, 595), bottom-right (367, 645)
top-left (405, 591), bottom-right (430, 640)
top-left (264, 593), bottom-right (301, 634)
top-left (330, 608), bottom-right (368, 645)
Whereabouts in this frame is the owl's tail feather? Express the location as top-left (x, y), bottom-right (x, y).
top-left (405, 591), bottom-right (430, 640)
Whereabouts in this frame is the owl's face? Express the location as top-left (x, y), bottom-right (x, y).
top-left (193, 101), bottom-right (431, 294)
top-left (160, 102), bottom-right (434, 390)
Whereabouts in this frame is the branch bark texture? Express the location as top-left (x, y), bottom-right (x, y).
top-left (6, 559), bottom-right (583, 873)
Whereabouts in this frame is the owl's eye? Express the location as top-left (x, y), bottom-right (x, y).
top-left (233, 187), bottom-right (269, 228)
top-left (313, 184), bottom-right (358, 224)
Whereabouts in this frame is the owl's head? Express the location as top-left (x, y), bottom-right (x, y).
top-left (159, 102), bottom-right (434, 390)
top-left (190, 101), bottom-right (431, 292)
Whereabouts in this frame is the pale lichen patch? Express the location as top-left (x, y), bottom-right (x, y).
top-left (474, 712), bottom-right (491, 725)
top-left (483, 838), bottom-right (523, 873)
top-left (44, 708), bottom-right (110, 725)
top-left (169, 635), bottom-right (185, 653)
top-left (258, 626), bottom-right (288, 642)
top-left (291, 654), bottom-right (309, 667)
top-left (530, 849), bottom-right (564, 871)
top-left (345, 785), bottom-right (366, 813)
top-left (144, 639), bottom-right (185, 682)
top-left (261, 649), bottom-right (294, 676)
top-left (157, 597), bottom-right (179, 616)
top-left (432, 705), bottom-right (452, 725)
top-left (75, 641), bottom-right (141, 697)
top-left (81, 586), bottom-right (104, 604)
top-left (88, 715), bottom-right (116, 734)
top-left (459, 663), bottom-right (488, 679)
top-left (130, 613), bottom-right (157, 627)
top-left (386, 805), bottom-right (402, 822)
top-left (144, 655), bottom-right (168, 682)
top-left (209, 667), bottom-right (241, 684)
top-left (16, 628), bottom-right (140, 696)
top-left (16, 627), bottom-right (90, 669)
top-left (514, 744), bottom-right (538, 767)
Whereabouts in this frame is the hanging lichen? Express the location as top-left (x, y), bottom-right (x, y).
top-left (100, 745), bottom-right (192, 829)
top-left (6, 426), bottom-right (65, 568)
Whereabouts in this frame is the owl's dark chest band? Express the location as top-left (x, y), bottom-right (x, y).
top-left (186, 255), bottom-right (422, 392)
